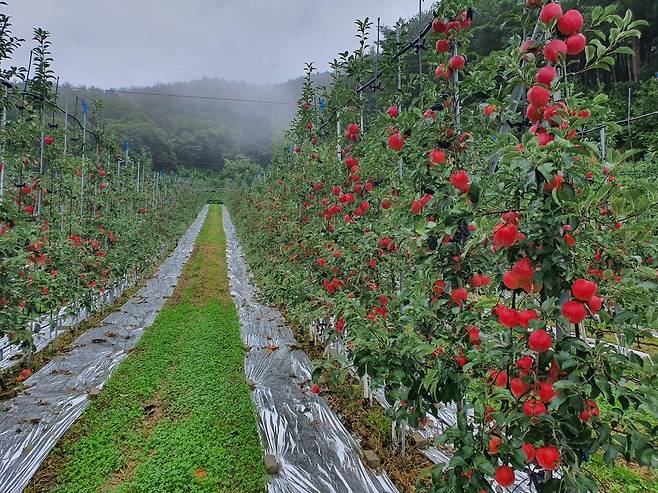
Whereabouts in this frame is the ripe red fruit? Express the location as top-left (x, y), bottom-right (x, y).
top-left (539, 3), bottom-right (563, 24)
top-left (450, 170), bottom-right (471, 194)
top-left (16, 368), bottom-right (32, 382)
top-left (521, 38), bottom-right (536, 53)
top-left (387, 106), bottom-right (399, 118)
top-left (432, 18), bottom-right (446, 33)
top-left (451, 287), bottom-right (468, 306)
top-left (562, 300), bottom-right (587, 324)
top-left (527, 85), bottom-right (551, 107)
top-left (588, 295), bottom-right (603, 313)
top-left (511, 377), bottom-right (531, 399)
top-left (436, 39), bottom-right (450, 53)
top-left (495, 466), bottom-right (515, 487)
top-left (489, 436), bottom-right (502, 454)
top-left (544, 174), bottom-right (564, 192)
top-left (470, 274), bottom-right (483, 287)
top-left (517, 309), bottom-right (539, 328)
top-left (345, 156), bottom-right (359, 169)
top-left (542, 103), bottom-right (563, 125)
top-left (544, 39), bottom-right (568, 63)
top-left (432, 280), bottom-right (446, 296)
top-left (528, 329), bottom-right (552, 353)
top-left (489, 369), bottom-right (508, 388)
top-left (494, 224), bottom-right (520, 247)
top-left (449, 55), bottom-right (466, 70)
top-left (536, 445), bottom-right (560, 470)
top-left (467, 326), bottom-right (481, 345)
top-left (538, 381), bottom-right (558, 403)
top-left (558, 9), bottom-right (584, 36)
top-left (411, 199), bottom-right (422, 215)
top-left (516, 355), bottom-right (534, 370)
top-left (388, 132), bottom-right (405, 151)
top-left (566, 33), bottom-right (587, 55)
top-left (537, 131), bottom-right (554, 146)
top-left (579, 399), bottom-right (600, 422)
top-left (522, 443), bottom-right (536, 462)
top-left (455, 355), bottom-right (468, 368)
top-left (526, 104), bottom-right (543, 122)
top-left (429, 149), bottom-right (446, 165)
top-left (310, 384), bottom-right (321, 394)
top-left (483, 104), bottom-right (497, 117)
top-left (497, 306), bottom-right (519, 328)
top-left (572, 279), bottom-right (597, 302)
top-left (435, 63), bottom-right (450, 79)
top-left (563, 233), bottom-right (576, 247)
top-left (44, 135), bottom-right (54, 145)
top-left (535, 66), bottom-right (557, 86)
top-left (502, 210), bottom-right (521, 225)
top-left (523, 398), bottom-right (547, 417)
top-left (512, 257), bottom-right (533, 278)
top-left (381, 199), bottom-right (391, 210)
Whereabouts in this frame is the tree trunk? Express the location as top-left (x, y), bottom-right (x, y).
top-left (632, 38), bottom-right (641, 82)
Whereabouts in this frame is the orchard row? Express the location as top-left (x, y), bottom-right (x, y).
top-left (230, 1), bottom-right (657, 492)
top-left (0, 23), bottom-right (205, 355)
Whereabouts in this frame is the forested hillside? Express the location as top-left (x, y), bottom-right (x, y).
top-left (49, 0), bottom-right (655, 172)
top-left (54, 76), bottom-right (325, 171)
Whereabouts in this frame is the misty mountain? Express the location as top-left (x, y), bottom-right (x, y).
top-left (58, 73), bottom-right (332, 171)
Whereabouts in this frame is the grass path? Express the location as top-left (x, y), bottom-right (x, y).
top-left (27, 205), bottom-right (265, 493)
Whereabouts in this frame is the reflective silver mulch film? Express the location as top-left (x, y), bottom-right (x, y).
top-left (0, 205), bottom-right (208, 493)
top-left (0, 276), bottom-right (133, 372)
top-left (223, 207), bottom-right (399, 493)
top-left (326, 332), bottom-right (537, 492)
top-left (223, 205), bottom-right (539, 493)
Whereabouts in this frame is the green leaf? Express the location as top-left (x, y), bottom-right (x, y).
top-left (610, 46), bottom-right (635, 56)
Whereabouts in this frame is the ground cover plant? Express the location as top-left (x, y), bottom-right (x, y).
top-left (26, 205), bottom-right (266, 493)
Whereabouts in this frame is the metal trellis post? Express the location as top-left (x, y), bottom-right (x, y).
top-left (0, 93), bottom-right (6, 204)
top-left (37, 109), bottom-right (45, 219)
top-left (80, 108), bottom-right (86, 217)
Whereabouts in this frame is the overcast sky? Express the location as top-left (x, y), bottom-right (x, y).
top-left (5, 1), bottom-right (423, 88)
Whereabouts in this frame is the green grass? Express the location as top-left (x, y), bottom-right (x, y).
top-left (27, 205), bottom-right (265, 493)
top-left (585, 454), bottom-right (658, 493)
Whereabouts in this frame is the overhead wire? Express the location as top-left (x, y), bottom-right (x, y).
top-left (64, 87), bottom-right (298, 106)
top-left (316, 10), bottom-right (438, 132)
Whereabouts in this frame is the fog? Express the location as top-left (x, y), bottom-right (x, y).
top-left (6, 0), bottom-right (422, 88)
top-left (3, 1), bottom-right (427, 170)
